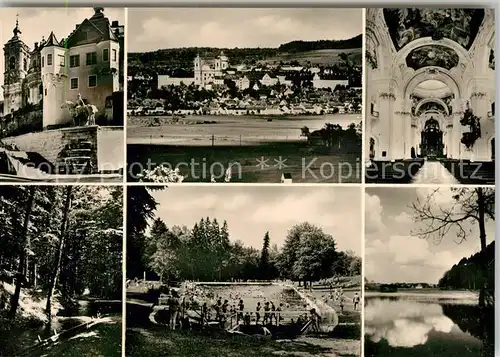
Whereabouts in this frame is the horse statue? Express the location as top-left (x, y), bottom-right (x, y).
top-left (61, 93), bottom-right (99, 127)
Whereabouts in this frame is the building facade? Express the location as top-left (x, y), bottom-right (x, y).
top-left (365, 8), bottom-right (495, 162)
top-left (194, 51), bottom-right (229, 86)
top-left (2, 7), bottom-right (123, 128)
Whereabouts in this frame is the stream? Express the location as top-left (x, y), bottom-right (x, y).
top-left (2, 299), bottom-right (122, 357)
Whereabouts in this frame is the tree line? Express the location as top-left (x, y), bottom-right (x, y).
top-left (278, 35), bottom-right (362, 52)
top-left (0, 186), bottom-right (123, 323)
top-left (439, 241), bottom-right (495, 292)
top-left (127, 187), bottom-right (361, 287)
top-left (127, 37), bottom-right (362, 79)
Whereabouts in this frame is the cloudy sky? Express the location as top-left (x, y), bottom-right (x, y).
top-left (0, 8), bottom-right (125, 100)
top-left (365, 187), bottom-right (495, 284)
top-left (148, 186), bottom-right (362, 255)
top-left (128, 8), bottom-right (362, 52)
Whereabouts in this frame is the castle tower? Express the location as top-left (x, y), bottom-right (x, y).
top-left (2, 15), bottom-right (31, 115)
top-left (41, 31), bottom-right (68, 128)
top-left (194, 54), bottom-right (202, 85)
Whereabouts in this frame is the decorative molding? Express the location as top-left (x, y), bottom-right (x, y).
top-left (470, 92), bottom-right (487, 98)
top-left (379, 92), bottom-right (396, 100)
top-left (395, 111), bottom-right (411, 115)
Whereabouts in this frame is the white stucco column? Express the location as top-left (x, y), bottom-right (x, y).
top-left (450, 98), bottom-right (464, 160)
top-left (376, 90), bottom-right (396, 160)
top-left (402, 98), bottom-right (413, 159)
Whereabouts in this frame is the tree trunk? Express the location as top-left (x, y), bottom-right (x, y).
top-left (45, 186), bottom-right (72, 324)
top-left (476, 188), bottom-right (488, 308)
top-left (34, 263), bottom-right (37, 289)
top-left (9, 188), bottom-right (36, 319)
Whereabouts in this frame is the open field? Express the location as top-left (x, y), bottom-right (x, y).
top-left (127, 114), bottom-right (361, 146)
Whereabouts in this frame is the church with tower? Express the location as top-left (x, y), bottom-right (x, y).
top-left (2, 7), bottom-right (124, 128)
top-left (194, 51), bottom-right (229, 86)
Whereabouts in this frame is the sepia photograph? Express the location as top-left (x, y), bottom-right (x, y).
top-left (0, 185), bottom-right (123, 357)
top-left (365, 9), bottom-right (495, 184)
top-left (126, 186), bottom-right (362, 357)
top-left (364, 186), bottom-right (495, 357)
top-left (0, 8), bottom-right (125, 182)
top-left (126, 8), bottom-right (362, 183)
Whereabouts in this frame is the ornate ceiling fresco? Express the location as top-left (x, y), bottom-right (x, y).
top-left (383, 8), bottom-right (485, 51)
top-left (406, 45), bottom-right (460, 70)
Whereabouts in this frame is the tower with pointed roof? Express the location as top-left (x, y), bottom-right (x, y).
top-left (41, 31), bottom-right (67, 127)
top-left (2, 16), bottom-right (31, 114)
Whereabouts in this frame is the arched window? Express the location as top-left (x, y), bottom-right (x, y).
top-left (23, 58), bottom-right (27, 71)
top-left (491, 138), bottom-right (495, 160)
top-left (9, 56), bottom-right (15, 70)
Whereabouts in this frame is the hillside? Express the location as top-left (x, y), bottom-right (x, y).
top-left (128, 35), bottom-right (362, 77)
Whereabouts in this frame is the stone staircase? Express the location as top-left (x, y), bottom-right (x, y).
top-left (440, 160), bottom-right (495, 184)
top-left (56, 139), bottom-right (97, 174)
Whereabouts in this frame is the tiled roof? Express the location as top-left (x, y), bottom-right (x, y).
top-left (65, 8), bottom-right (118, 48)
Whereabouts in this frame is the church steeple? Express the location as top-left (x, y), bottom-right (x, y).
top-left (13, 13), bottom-right (22, 38)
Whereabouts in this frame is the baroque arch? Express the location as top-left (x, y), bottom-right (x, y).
top-left (404, 67), bottom-right (461, 99)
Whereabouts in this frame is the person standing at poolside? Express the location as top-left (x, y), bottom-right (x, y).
top-left (256, 302), bottom-right (262, 325)
top-left (168, 290), bottom-right (181, 330)
top-left (353, 292), bottom-right (360, 310)
top-left (276, 303), bottom-right (283, 326)
top-left (263, 301), bottom-right (271, 325)
top-left (339, 292), bottom-right (345, 314)
top-left (237, 299), bottom-right (244, 325)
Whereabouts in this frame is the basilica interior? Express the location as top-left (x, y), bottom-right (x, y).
top-left (365, 8), bottom-right (495, 184)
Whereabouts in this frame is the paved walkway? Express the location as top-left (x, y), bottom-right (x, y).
top-left (411, 161), bottom-right (459, 184)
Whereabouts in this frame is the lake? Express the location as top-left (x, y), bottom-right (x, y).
top-left (364, 291), bottom-right (494, 357)
top-left (127, 114), bottom-right (361, 146)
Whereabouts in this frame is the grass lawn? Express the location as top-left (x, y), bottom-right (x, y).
top-left (32, 321), bottom-right (122, 357)
top-left (128, 143), bottom-right (361, 183)
top-left (126, 326), bottom-right (359, 357)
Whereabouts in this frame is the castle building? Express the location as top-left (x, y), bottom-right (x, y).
top-left (2, 7), bottom-right (123, 128)
top-left (194, 51), bottom-right (229, 86)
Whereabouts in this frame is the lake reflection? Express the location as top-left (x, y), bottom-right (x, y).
top-left (364, 296), bottom-right (494, 357)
